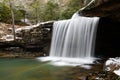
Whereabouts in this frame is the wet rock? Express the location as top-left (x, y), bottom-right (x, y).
top-left (87, 71), bottom-right (120, 80)
top-left (66, 62), bottom-right (104, 80)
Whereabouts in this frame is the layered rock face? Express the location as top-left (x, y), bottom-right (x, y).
top-left (15, 21), bottom-right (53, 55)
top-left (79, 0), bottom-right (120, 21)
top-left (0, 21), bottom-right (53, 56)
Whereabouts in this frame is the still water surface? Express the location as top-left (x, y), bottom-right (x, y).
top-left (0, 58), bottom-right (71, 80)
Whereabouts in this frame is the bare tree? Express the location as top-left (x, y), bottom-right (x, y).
top-left (8, 0), bottom-right (16, 41)
top-left (34, 0), bottom-right (39, 24)
top-left (30, 0), bottom-right (39, 24)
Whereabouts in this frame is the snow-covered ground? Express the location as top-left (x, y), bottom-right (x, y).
top-left (15, 23), bottom-right (40, 33)
top-left (0, 22), bottom-right (22, 41)
top-left (21, 18), bottom-right (32, 25)
top-left (15, 21), bottom-right (52, 33)
top-left (1, 35), bottom-right (22, 41)
top-left (105, 57), bottom-right (120, 76)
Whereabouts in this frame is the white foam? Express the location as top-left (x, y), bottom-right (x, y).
top-left (37, 56), bottom-right (96, 68)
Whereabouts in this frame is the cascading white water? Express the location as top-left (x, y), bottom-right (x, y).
top-left (38, 13), bottom-right (99, 66)
top-left (50, 16), bottom-right (99, 59)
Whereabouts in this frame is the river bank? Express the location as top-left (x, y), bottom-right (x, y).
top-left (0, 51), bottom-right (44, 58)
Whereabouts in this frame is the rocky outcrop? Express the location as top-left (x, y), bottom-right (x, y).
top-left (79, 0), bottom-right (120, 21)
top-left (78, 0), bottom-right (120, 57)
top-left (0, 21), bottom-right (53, 56)
top-left (15, 21), bottom-right (53, 55)
top-left (86, 57), bottom-right (120, 80)
top-left (87, 71), bottom-right (119, 80)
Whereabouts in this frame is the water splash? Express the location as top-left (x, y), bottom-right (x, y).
top-left (38, 13), bottom-right (99, 67)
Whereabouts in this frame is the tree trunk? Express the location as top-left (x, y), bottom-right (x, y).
top-left (35, 7), bottom-right (38, 24)
top-left (9, 0), bottom-right (16, 41)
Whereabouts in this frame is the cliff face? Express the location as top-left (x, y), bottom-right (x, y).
top-left (15, 21), bottom-right (53, 55)
top-left (79, 0), bottom-right (120, 57)
top-left (79, 0), bottom-right (120, 21)
top-left (0, 21), bottom-right (53, 57)
top-left (95, 17), bottom-right (120, 57)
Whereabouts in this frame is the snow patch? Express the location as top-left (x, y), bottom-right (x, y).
top-left (105, 57), bottom-right (120, 76)
top-left (114, 69), bottom-right (120, 76)
top-left (1, 35), bottom-right (14, 41)
top-left (1, 35), bottom-right (22, 41)
top-left (106, 57), bottom-right (120, 66)
top-left (15, 23), bottom-right (40, 33)
top-left (21, 18), bottom-right (32, 25)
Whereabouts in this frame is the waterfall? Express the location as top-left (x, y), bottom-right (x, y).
top-left (50, 16), bottom-right (99, 59)
top-left (38, 13), bottom-right (99, 66)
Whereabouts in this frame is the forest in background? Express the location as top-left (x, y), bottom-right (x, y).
top-left (0, 0), bottom-right (92, 24)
